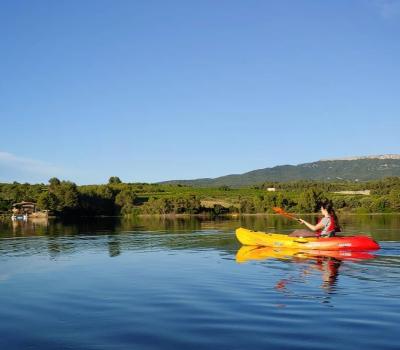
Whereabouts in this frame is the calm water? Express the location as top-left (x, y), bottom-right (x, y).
top-left (0, 215), bottom-right (399, 350)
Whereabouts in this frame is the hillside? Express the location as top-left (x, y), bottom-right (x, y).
top-left (160, 155), bottom-right (400, 188)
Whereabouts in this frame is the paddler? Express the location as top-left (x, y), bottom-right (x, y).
top-left (289, 200), bottom-right (341, 238)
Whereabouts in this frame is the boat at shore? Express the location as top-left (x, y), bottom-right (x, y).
top-left (11, 202), bottom-right (49, 221)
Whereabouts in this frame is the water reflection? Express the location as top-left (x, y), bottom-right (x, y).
top-left (236, 246), bottom-right (377, 296)
top-left (236, 246), bottom-right (376, 262)
top-left (0, 214), bottom-right (399, 262)
top-left (10, 217), bottom-right (49, 236)
top-left (1, 216), bottom-right (400, 350)
top-left (1, 214), bottom-right (400, 240)
top-left (107, 235), bottom-right (121, 257)
top-left (272, 260), bottom-right (341, 298)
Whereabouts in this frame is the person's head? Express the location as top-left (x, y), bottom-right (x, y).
top-left (319, 200), bottom-right (334, 216)
top-left (319, 199), bottom-right (341, 231)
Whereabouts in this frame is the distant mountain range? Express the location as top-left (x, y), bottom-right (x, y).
top-left (160, 155), bottom-right (400, 188)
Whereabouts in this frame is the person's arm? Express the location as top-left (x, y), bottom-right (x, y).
top-left (299, 218), bottom-right (325, 232)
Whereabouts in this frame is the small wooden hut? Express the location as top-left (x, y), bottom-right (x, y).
top-left (12, 202), bottom-right (49, 219)
top-left (12, 201), bottom-right (37, 215)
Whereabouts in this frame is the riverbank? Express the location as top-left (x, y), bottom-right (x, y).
top-left (1, 211), bottom-right (400, 224)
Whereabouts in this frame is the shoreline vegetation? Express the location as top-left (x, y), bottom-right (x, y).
top-left (1, 176), bottom-right (400, 219)
top-left (3, 212), bottom-right (399, 221)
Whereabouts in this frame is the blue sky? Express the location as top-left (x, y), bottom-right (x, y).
top-left (1, 0), bottom-right (399, 184)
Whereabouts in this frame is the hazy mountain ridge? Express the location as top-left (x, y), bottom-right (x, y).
top-left (320, 154), bottom-right (400, 161)
top-left (160, 155), bottom-right (400, 188)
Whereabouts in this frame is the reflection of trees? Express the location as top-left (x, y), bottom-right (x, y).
top-left (0, 215), bottom-right (400, 258)
top-left (10, 218), bottom-right (49, 236)
top-left (0, 217), bottom-right (240, 258)
top-left (107, 236), bottom-right (121, 257)
top-left (339, 214), bottom-right (400, 240)
top-left (47, 239), bottom-right (76, 259)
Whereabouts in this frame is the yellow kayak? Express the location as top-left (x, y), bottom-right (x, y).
top-left (236, 227), bottom-right (315, 249)
top-left (235, 227), bottom-right (380, 251)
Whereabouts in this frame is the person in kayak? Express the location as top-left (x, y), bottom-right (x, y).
top-left (289, 200), bottom-right (341, 238)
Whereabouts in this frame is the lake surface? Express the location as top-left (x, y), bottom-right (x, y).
top-left (1, 215), bottom-right (399, 350)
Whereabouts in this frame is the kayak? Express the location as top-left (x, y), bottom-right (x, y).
top-left (236, 246), bottom-right (376, 263)
top-left (236, 227), bottom-right (380, 251)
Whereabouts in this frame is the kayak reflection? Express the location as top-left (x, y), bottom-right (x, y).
top-left (236, 246), bottom-right (377, 292)
top-left (236, 246), bottom-right (376, 263)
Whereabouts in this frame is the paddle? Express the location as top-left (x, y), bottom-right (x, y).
top-left (272, 207), bottom-right (302, 223)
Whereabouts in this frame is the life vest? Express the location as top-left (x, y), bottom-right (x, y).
top-left (316, 215), bottom-right (336, 237)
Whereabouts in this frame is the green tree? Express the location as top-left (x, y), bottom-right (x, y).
top-left (45, 180), bottom-right (79, 213)
top-left (61, 182), bottom-right (79, 210)
top-left (115, 190), bottom-right (137, 214)
top-left (240, 198), bottom-right (255, 213)
top-left (37, 191), bottom-right (58, 211)
top-left (49, 177), bottom-right (61, 187)
top-left (108, 176), bottom-right (122, 184)
top-left (389, 189), bottom-right (400, 211)
top-left (297, 189), bottom-right (323, 213)
top-left (141, 197), bottom-right (173, 214)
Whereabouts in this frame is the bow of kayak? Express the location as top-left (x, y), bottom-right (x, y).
top-left (236, 227), bottom-right (380, 251)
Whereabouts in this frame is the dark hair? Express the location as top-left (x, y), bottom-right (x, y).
top-left (320, 200), bottom-right (341, 232)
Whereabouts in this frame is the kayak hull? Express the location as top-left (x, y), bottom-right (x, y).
top-left (236, 227), bottom-right (380, 251)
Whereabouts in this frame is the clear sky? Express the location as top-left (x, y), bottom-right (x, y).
top-left (1, 0), bottom-right (399, 184)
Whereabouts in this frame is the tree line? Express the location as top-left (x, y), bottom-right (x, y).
top-left (1, 177), bottom-right (400, 217)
